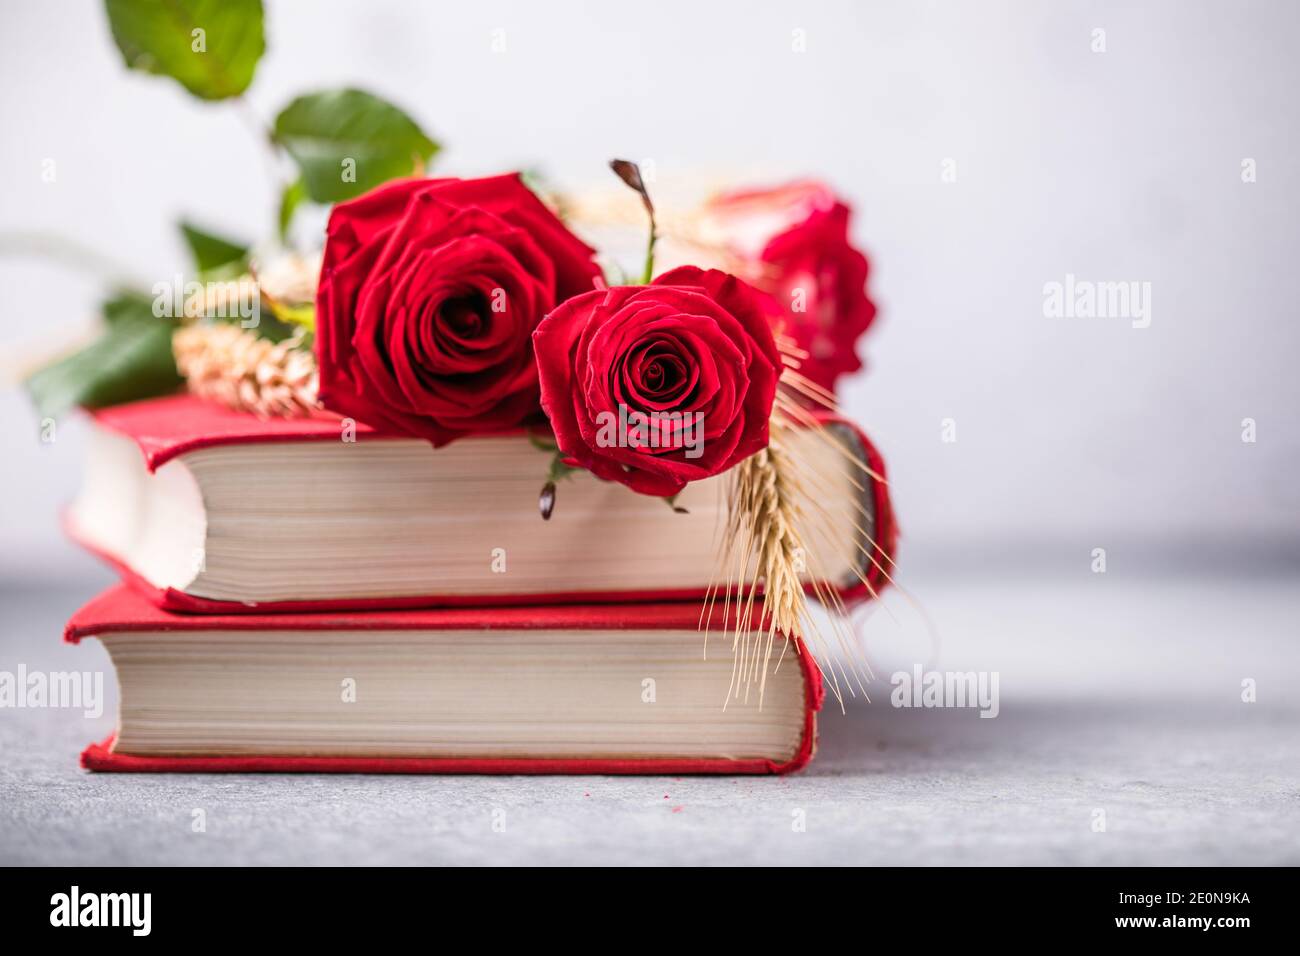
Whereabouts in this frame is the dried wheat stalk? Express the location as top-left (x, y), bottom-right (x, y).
top-left (706, 341), bottom-right (900, 709)
top-left (173, 323), bottom-right (319, 418)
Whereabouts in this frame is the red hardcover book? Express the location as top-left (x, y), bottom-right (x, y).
top-left (67, 395), bottom-right (896, 613)
top-left (68, 585), bottom-right (822, 775)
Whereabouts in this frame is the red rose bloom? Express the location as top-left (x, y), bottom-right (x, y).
top-left (701, 181), bottom-right (876, 394)
top-left (533, 266), bottom-right (781, 496)
top-left (315, 174), bottom-right (601, 443)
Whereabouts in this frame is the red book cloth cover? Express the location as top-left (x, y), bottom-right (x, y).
top-left (68, 585), bottom-right (823, 776)
top-left (74, 394), bottom-right (898, 614)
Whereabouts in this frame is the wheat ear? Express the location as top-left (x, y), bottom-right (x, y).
top-left (173, 323), bottom-right (319, 418)
top-left (707, 333), bottom-right (909, 707)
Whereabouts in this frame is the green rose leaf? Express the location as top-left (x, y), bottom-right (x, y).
top-left (104, 0), bottom-right (265, 101)
top-left (274, 89), bottom-right (439, 203)
top-left (101, 289), bottom-right (160, 325)
top-left (179, 220), bottom-right (249, 274)
top-left (25, 294), bottom-right (181, 420)
top-left (277, 177), bottom-right (307, 242)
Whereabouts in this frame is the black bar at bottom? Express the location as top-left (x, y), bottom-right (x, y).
top-left (0, 866), bottom-right (1280, 940)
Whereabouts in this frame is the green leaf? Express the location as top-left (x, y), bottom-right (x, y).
top-left (180, 221), bottom-right (249, 274)
top-left (526, 430), bottom-right (559, 454)
top-left (547, 451), bottom-right (582, 484)
top-left (101, 289), bottom-right (158, 325)
top-left (273, 89), bottom-right (439, 203)
top-left (527, 430), bottom-right (584, 483)
top-left (278, 177), bottom-right (307, 242)
top-left (104, 0), bottom-right (265, 101)
top-left (25, 306), bottom-right (181, 420)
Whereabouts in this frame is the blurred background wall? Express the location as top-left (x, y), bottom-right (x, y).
top-left (2, 0), bottom-right (1297, 583)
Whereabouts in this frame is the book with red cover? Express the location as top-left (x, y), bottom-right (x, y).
top-left (68, 394), bottom-right (897, 614)
top-left (68, 585), bottom-right (823, 775)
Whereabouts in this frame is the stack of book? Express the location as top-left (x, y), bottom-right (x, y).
top-left (64, 394), bottom-right (896, 774)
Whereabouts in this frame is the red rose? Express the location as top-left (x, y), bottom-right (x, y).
top-left (315, 174), bottom-right (601, 443)
top-left (533, 266), bottom-right (781, 496)
top-left (700, 181), bottom-right (876, 394)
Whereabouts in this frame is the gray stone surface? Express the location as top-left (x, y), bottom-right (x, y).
top-left (2, 571), bottom-right (1298, 865)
